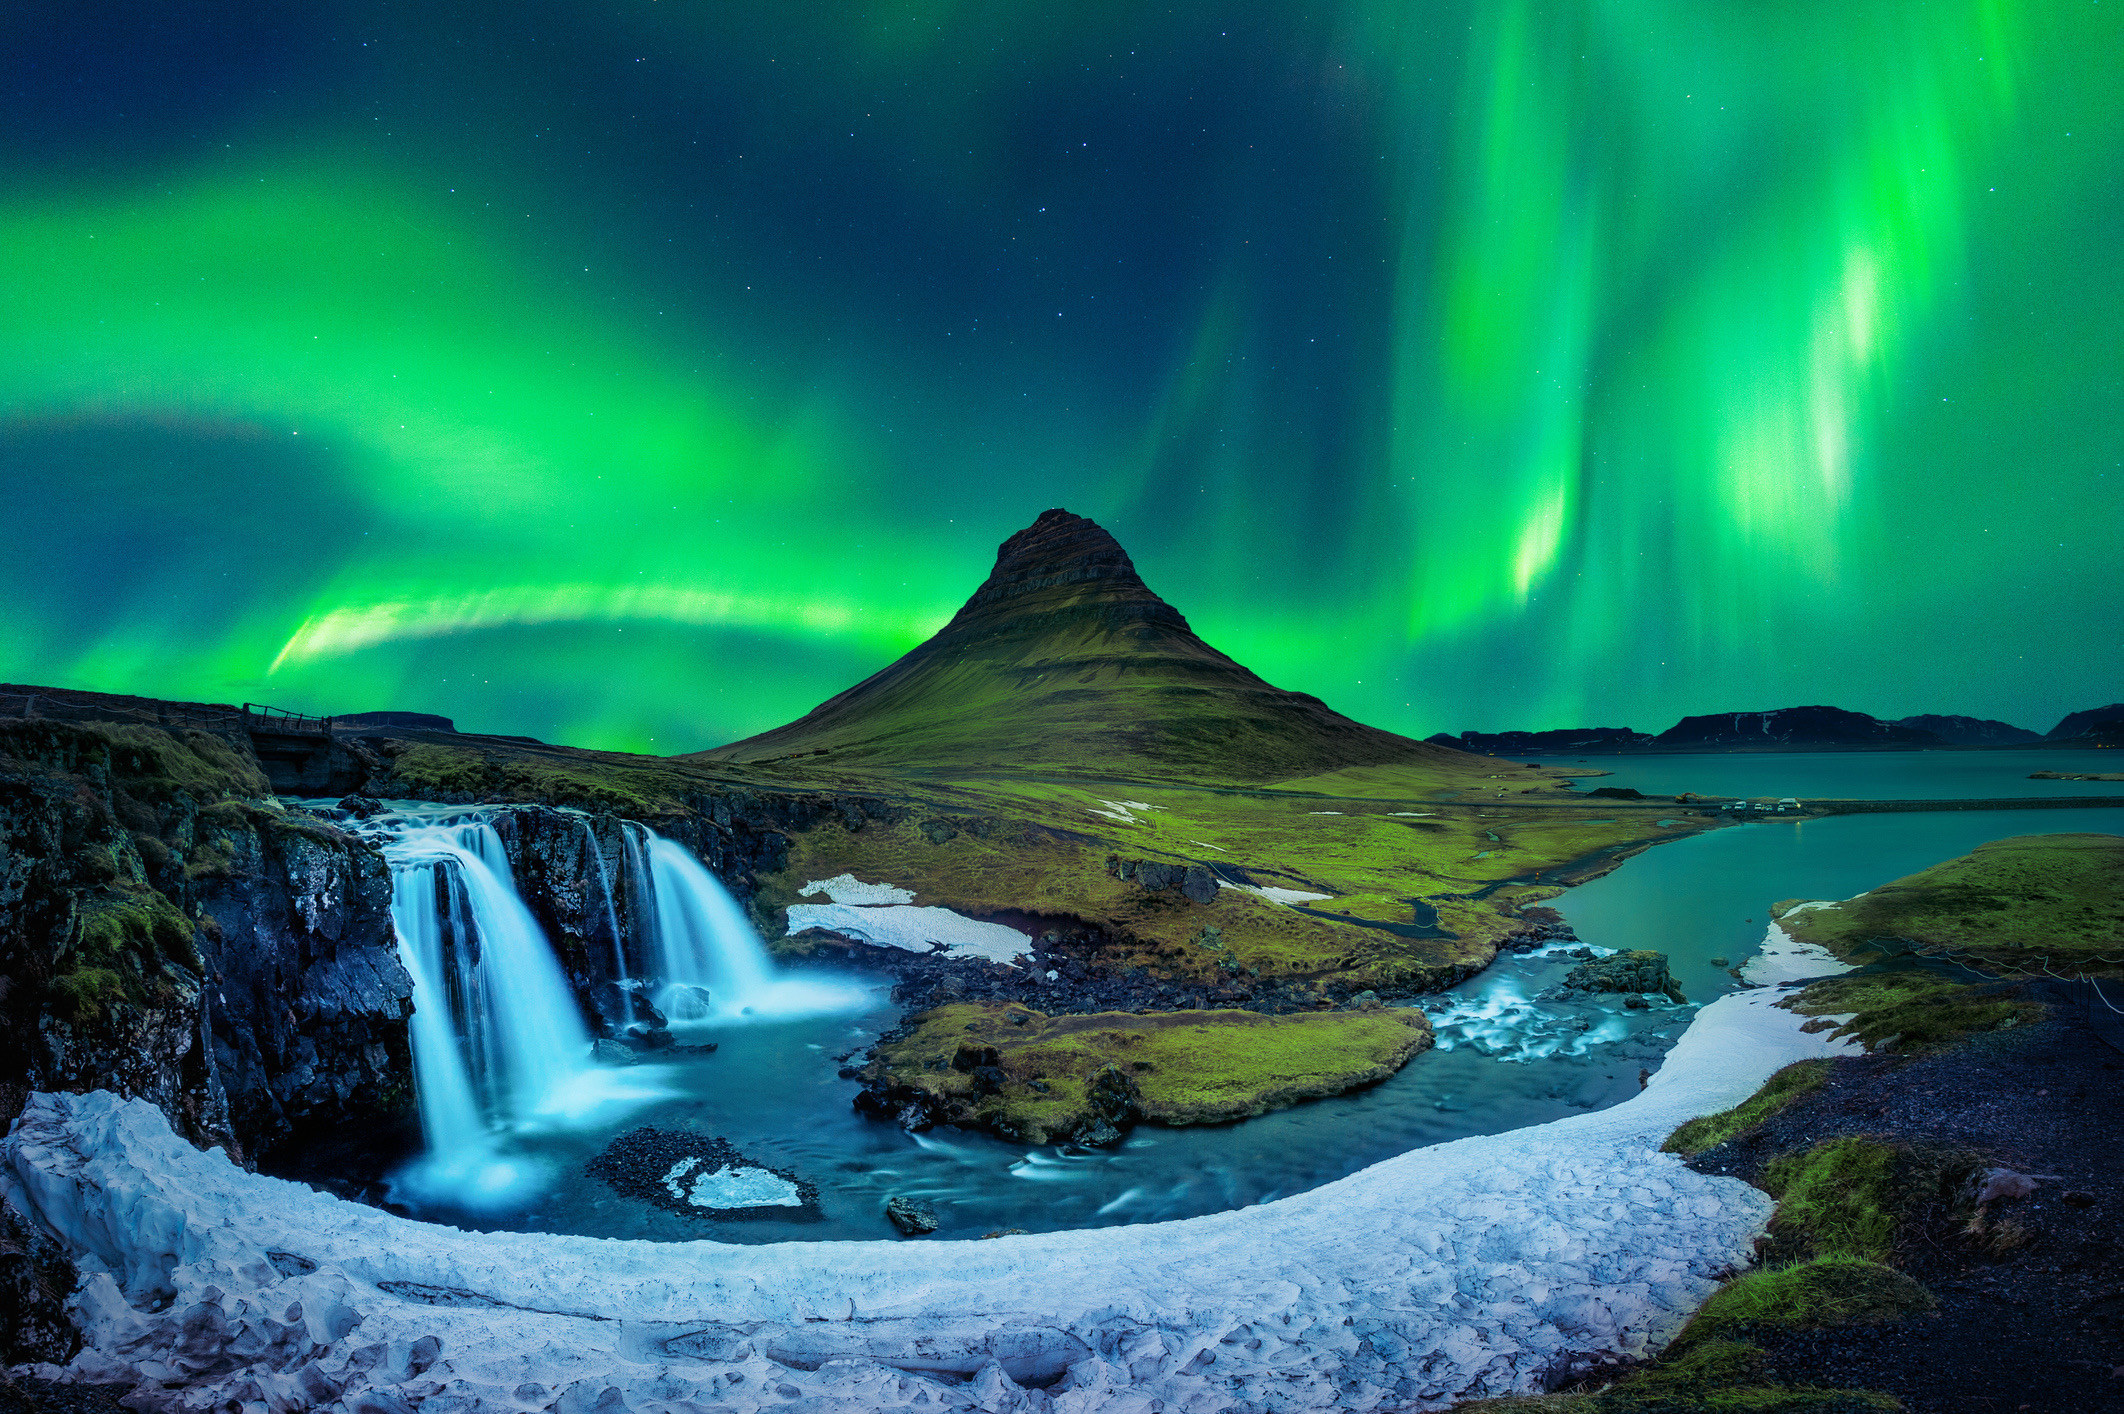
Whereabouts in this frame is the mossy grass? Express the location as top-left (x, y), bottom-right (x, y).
top-left (1776, 972), bottom-right (2040, 1052)
top-left (1673, 1255), bottom-right (1935, 1347)
top-left (1760, 1138), bottom-right (1902, 1262)
top-left (765, 773), bottom-right (1699, 993)
top-left (0, 718), bottom-right (269, 805)
top-left (1454, 1340), bottom-right (1903, 1411)
top-left (378, 740), bottom-right (702, 814)
top-left (1663, 1060), bottom-right (1833, 1156)
top-left (864, 1000), bottom-right (1431, 1142)
top-left (1775, 832), bottom-right (2124, 973)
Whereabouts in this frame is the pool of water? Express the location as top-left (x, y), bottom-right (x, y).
top-left (342, 805), bottom-right (2124, 1245)
top-left (1551, 749), bottom-right (2124, 801)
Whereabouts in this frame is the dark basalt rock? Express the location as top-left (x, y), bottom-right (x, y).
top-left (1584, 786), bottom-right (1647, 800)
top-left (1560, 949), bottom-right (1685, 1003)
top-left (0, 717), bottom-right (414, 1163)
top-left (1107, 855), bottom-right (1219, 904)
top-left (587, 1127), bottom-right (820, 1222)
top-left (884, 1195), bottom-right (938, 1235)
top-left (0, 1196), bottom-right (80, 1365)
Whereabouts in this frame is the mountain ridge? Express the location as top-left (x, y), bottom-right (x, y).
top-left (694, 508), bottom-right (1466, 783)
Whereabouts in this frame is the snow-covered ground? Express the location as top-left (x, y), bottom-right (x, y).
top-left (4, 990), bottom-right (1856, 1413)
top-left (1740, 907), bottom-right (1858, 987)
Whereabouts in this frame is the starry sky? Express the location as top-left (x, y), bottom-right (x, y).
top-left (3, 1), bottom-right (2119, 753)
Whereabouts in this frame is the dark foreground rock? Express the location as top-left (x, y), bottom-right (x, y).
top-left (0, 719), bottom-right (413, 1163)
top-left (884, 1195), bottom-right (939, 1235)
top-left (1557, 949), bottom-right (1685, 1003)
top-left (1679, 988), bottom-right (2124, 1414)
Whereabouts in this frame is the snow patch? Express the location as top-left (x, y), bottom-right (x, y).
top-left (798, 873), bottom-right (916, 905)
top-left (1741, 918), bottom-right (1859, 986)
top-left (1230, 883), bottom-right (1334, 906)
top-left (1087, 799), bottom-right (1162, 825)
top-left (1306, 811), bottom-right (1345, 815)
top-left (662, 1157), bottom-right (803, 1209)
top-left (6, 992), bottom-right (1859, 1412)
top-left (786, 902), bottom-right (1032, 965)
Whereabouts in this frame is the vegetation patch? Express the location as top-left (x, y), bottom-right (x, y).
top-left (1663, 1060), bottom-right (1832, 1156)
top-left (1759, 1138), bottom-right (1902, 1262)
top-left (377, 740), bottom-right (696, 814)
top-left (1675, 1255), bottom-right (1935, 1346)
top-left (1776, 972), bottom-right (2039, 1052)
top-left (861, 1000), bottom-right (1431, 1143)
top-left (1775, 833), bottom-right (2124, 971)
top-left (1455, 1338), bottom-right (1902, 1411)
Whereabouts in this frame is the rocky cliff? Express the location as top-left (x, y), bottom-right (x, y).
top-left (0, 719), bottom-right (412, 1163)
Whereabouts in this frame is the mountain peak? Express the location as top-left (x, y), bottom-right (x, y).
top-left (934, 508), bottom-right (1194, 650)
top-left (695, 512), bottom-right (1458, 782)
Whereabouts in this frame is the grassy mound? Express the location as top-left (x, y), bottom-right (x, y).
top-left (1457, 1339), bottom-right (1902, 1411)
top-left (861, 1000), bottom-right (1431, 1142)
top-left (1663, 1060), bottom-right (1832, 1156)
top-left (1774, 833), bottom-right (2124, 972)
top-left (1676, 1255), bottom-right (1936, 1345)
top-left (1775, 972), bottom-right (2038, 1052)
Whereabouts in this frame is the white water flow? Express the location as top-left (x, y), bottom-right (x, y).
top-left (383, 815), bottom-right (667, 1206)
top-left (642, 831), bottom-right (869, 1023)
top-left (390, 868), bottom-right (484, 1163)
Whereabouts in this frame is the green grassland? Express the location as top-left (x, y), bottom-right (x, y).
top-left (862, 1000), bottom-right (1432, 1143)
top-left (1773, 972), bottom-right (2040, 1052)
top-left (371, 737), bottom-right (1704, 996)
top-left (1774, 833), bottom-right (2124, 973)
top-left (761, 772), bottom-right (1696, 990)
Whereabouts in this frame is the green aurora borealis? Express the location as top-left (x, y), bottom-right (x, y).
top-left (3, 1), bottom-right (2119, 752)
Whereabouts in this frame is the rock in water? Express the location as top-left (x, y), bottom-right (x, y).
top-left (885, 1195), bottom-right (939, 1235)
top-left (1563, 950), bottom-right (1686, 1003)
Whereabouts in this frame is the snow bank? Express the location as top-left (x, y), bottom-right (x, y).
top-left (798, 874), bottom-right (917, 906)
top-left (1741, 912), bottom-right (1858, 986)
top-left (785, 902), bottom-right (1032, 965)
top-left (4, 991), bottom-right (1856, 1413)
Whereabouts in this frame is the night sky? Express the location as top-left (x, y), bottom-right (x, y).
top-left (4, 1), bottom-right (2119, 753)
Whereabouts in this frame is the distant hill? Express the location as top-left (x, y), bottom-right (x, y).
top-left (694, 509), bottom-right (1474, 783)
top-left (1891, 714), bottom-right (2038, 746)
top-left (2047, 703), bottom-right (2124, 743)
top-left (1654, 707), bottom-right (1939, 750)
top-left (1425, 727), bottom-right (1655, 755)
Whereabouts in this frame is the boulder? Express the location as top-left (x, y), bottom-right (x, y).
top-left (1562, 950), bottom-right (1686, 1003)
top-left (885, 1195), bottom-right (939, 1235)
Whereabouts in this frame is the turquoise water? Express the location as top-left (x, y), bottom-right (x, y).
top-left (1555, 749), bottom-right (2124, 801)
top-left (340, 796), bottom-right (2124, 1244)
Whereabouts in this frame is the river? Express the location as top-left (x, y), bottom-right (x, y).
top-left (318, 769), bottom-right (2123, 1243)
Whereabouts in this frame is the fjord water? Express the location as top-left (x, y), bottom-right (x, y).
top-left (379, 784), bottom-right (2124, 1244)
top-left (1557, 749), bottom-right (2124, 800)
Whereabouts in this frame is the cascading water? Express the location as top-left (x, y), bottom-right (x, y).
top-left (640, 829), bottom-right (868, 1023)
top-left (380, 811), bottom-right (666, 1205)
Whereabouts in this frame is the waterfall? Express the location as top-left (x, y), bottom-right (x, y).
top-left (380, 812), bottom-right (665, 1205)
top-left (640, 829), bottom-right (869, 1023)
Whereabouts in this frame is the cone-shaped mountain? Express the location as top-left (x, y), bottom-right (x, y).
top-left (697, 509), bottom-right (1466, 782)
